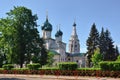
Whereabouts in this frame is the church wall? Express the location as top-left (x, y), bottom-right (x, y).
top-left (41, 18), bottom-right (85, 67)
top-left (53, 55), bottom-right (60, 66)
top-left (73, 56), bottom-right (85, 67)
top-left (44, 31), bottom-right (51, 39)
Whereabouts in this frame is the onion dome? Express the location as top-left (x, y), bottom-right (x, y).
top-left (41, 18), bottom-right (52, 31)
top-left (73, 22), bottom-right (76, 26)
top-left (55, 29), bottom-right (63, 37)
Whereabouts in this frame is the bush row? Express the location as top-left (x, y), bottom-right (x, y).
top-left (27, 63), bottom-right (40, 70)
top-left (2, 64), bottom-right (14, 70)
top-left (2, 62), bottom-right (78, 70)
top-left (59, 62), bottom-right (78, 70)
top-left (77, 68), bottom-right (101, 70)
top-left (99, 61), bottom-right (120, 71)
top-left (2, 61), bottom-right (120, 71)
top-left (0, 70), bottom-right (120, 78)
top-left (2, 63), bottom-right (41, 70)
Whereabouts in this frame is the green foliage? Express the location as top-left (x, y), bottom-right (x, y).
top-left (115, 46), bottom-right (119, 60)
top-left (0, 68), bottom-right (4, 70)
top-left (59, 62), bottom-right (78, 70)
top-left (86, 23), bottom-right (99, 67)
top-left (12, 68), bottom-right (29, 70)
top-left (100, 28), bottom-right (116, 61)
top-left (2, 64), bottom-right (14, 70)
top-left (87, 25), bottom-right (117, 67)
top-left (103, 30), bottom-right (116, 61)
top-left (39, 47), bottom-right (48, 66)
top-left (91, 48), bottom-right (103, 68)
top-left (99, 61), bottom-right (120, 71)
top-left (0, 19), bottom-right (16, 65)
top-left (39, 67), bottom-right (59, 70)
top-left (0, 51), bottom-right (6, 67)
top-left (77, 68), bottom-right (101, 70)
top-left (27, 63), bottom-right (41, 70)
top-left (99, 27), bottom-right (106, 59)
top-left (116, 55), bottom-right (120, 61)
top-left (0, 6), bottom-right (47, 68)
top-left (46, 51), bottom-right (55, 66)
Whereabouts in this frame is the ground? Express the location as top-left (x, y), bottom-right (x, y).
top-left (0, 74), bottom-right (120, 80)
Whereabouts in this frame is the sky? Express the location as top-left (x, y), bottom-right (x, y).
top-left (0, 0), bottom-right (120, 52)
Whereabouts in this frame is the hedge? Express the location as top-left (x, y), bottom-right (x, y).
top-left (2, 64), bottom-right (14, 70)
top-left (77, 68), bottom-right (101, 70)
top-left (0, 68), bottom-right (3, 70)
top-left (39, 67), bottom-right (59, 70)
top-left (59, 62), bottom-right (78, 70)
top-left (27, 63), bottom-right (40, 70)
top-left (0, 69), bottom-right (120, 78)
top-left (99, 61), bottom-right (120, 71)
top-left (12, 68), bottom-right (29, 70)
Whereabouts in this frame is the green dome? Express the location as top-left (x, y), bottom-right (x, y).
top-left (41, 18), bottom-right (52, 31)
top-left (55, 29), bottom-right (63, 37)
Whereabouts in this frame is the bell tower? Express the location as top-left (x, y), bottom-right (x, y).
top-left (68, 22), bottom-right (80, 53)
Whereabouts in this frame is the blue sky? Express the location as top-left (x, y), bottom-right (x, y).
top-left (0, 0), bottom-right (120, 52)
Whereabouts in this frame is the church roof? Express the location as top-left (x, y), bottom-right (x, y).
top-left (66, 52), bottom-right (85, 57)
top-left (72, 53), bottom-right (85, 57)
top-left (55, 29), bottom-right (63, 37)
top-left (49, 50), bottom-right (60, 55)
top-left (41, 18), bottom-right (52, 31)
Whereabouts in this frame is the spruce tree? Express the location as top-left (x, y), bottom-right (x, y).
top-left (99, 27), bottom-right (107, 60)
top-left (115, 46), bottom-right (119, 60)
top-left (86, 23), bottom-right (99, 67)
top-left (104, 29), bottom-right (115, 61)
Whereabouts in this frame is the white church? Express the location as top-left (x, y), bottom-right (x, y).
top-left (41, 16), bottom-right (85, 67)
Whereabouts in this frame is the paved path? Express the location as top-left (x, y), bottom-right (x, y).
top-left (0, 74), bottom-right (120, 80)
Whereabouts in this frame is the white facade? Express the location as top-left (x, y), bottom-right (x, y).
top-left (41, 17), bottom-right (85, 67)
top-left (42, 30), bottom-right (51, 39)
top-left (69, 22), bottom-right (80, 53)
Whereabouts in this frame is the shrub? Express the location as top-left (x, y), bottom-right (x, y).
top-left (77, 68), bottom-right (101, 70)
top-left (12, 68), bottom-right (29, 70)
top-left (2, 64), bottom-right (14, 70)
top-left (27, 63), bottom-right (40, 70)
top-left (40, 67), bottom-right (59, 70)
top-left (59, 62), bottom-right (78, 70)
top-left (0, 68), bottom-right (4, 70)
top-left (99, 61), bottom-right (120, 71)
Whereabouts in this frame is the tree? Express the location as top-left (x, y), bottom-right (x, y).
top-left (104, 29), bottom-right (115, 61)
top-left (0, 19), bottom-right (17, 65)
top-left (86, 23), bottom-right (99, 67)
top-left (116, 55), bottom-right (120, 61)
top-left (91, 48), bottom-right (103, 68)
top-left (0, 6), bottom-right (48, 68)
top-left (40, 46), bottom-right (48, 66)
top-left (99, 27), bottom-right (107, 60)
top-left (115, 46), bottom-right (119, 60)
top-left (99, 28), bottom-right (118, 61)
top-left (46, 51), bottom-right (55, 67)
top-left (32, 39), bottom-right (48, 66)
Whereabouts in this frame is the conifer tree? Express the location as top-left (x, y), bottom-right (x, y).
top-left (115, 46), bottom-right (119, 60)
top-left (104, 29), bottom-right (115, 61)
top-left (99, 27), bottom-right (107, 60)
top-left (86, 23), bottom-right (99, 67)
